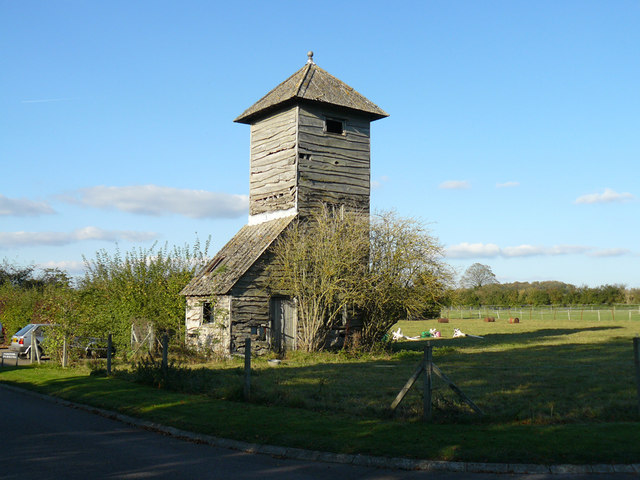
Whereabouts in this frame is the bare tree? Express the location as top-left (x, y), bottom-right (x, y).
top-left (269, 206), bottom-right (369, 352)
top-left (460, 263), bottom-right (499, 288)
top-left (269, 207), bottom-right (452, 351)
top-left (360, 211), bottom-right (451, 345)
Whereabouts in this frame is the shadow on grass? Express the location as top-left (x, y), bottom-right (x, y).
top-left (393, 325), bottom-right (623, 352)
top-left (61, 328), bottom-right (634, 426)
top-left (2, 344), bottom-right (640, 465)
top-left (5, 370), bottom-right (640, 464)
top-left (4, 325), bottom-right (636, 427)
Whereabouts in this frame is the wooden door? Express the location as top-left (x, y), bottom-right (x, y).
top-left (270, 297), bottom-right (296, 352)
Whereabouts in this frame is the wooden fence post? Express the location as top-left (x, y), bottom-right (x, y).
top-left (423, 342), bottom-right (433, 421)
top-left (62, 337), bottom-right (68, 368)
top-left (634, 336), bottom-right (640, 418)
top-left (30, 330), bottom-right (38, 364)
top-left (30, 330), bottom-right (34, 364)
top-left (390, 359), bottom-right (425, 412)
top-left (106, 334), bottom-right (112, 375)
top-left (161, 333), bottom-right (169, 377)
top-left (244, 337), bottom-right (251, 401)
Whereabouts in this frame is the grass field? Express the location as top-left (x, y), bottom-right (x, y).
top-left (393, 316), bottom-right (639, 422)
top-left (118, 315), bottom-right (638, 424)
top-left (1, 314), bottom-right (639, 463)
top-left (53, 316), bottom-right (640, 423)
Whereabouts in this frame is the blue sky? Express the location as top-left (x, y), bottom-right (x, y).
top-left (1, 1), bottom-right (638, 288)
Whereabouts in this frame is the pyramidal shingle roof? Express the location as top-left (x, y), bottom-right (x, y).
top-left (234, 55), bottom-right (389, 124)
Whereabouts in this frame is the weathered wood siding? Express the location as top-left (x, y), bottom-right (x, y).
top-left (185, 295), bottom-right (231, 357)
top-left (249, 106), bottom-right (298, 216)
top-left (297, 104), bottom-right (371, 217)
top-left (229, 249), bottom-right (281, 354)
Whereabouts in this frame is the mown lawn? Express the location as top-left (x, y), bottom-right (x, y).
top-left (1, 316), bottom-right (639, 464)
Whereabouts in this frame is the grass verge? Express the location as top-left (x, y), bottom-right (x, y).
top-left (1, 365), bottom-right (638, 465)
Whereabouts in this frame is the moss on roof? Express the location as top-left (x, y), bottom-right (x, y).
top-left (180, 215), bottom-right (295, 297)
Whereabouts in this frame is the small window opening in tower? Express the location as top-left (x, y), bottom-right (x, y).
top-left (325, 118), bottom-right (344, 135)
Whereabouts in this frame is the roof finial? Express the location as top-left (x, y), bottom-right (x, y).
top-left (307, 51), bottom-right (315, 64)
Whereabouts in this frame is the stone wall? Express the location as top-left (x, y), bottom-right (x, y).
top-left (185, 295), bottom-right (231, 358)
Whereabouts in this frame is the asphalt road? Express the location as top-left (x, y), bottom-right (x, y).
top-left (0, 386), bottom-right (636, 480)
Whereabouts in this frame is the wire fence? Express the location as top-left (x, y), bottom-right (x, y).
top-left (441, 305), bottom-right (640, 322)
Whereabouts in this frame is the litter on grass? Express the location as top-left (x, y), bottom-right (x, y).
top-left (453, 328), bottom-right (484, 339)
top-left (392, 327), bottom-right (441, 341)
top-left (391, 328), bottom-right (421, 341)
top-left (390, 327), bottom-right (482, 341)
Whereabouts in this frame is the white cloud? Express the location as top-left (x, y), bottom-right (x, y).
top-left (500, 245), bottom-right (543, 257)
top-left (0, 227), bottom-right (156, 248)
top-left (37, 260), bottom-right (85, 273)
top-left (496, 181), bottom-right (520, 188)
top-left (587, 248), bottom-right (631, 258)
top-left (575, 188), bottom-right (635, 205)
top-left (446, 242), bottom-right (592, 259)
top-left (446, 242), bottom-right (501, 258)
top-left (439, 180), bottom-right (471, 190)
top-left (0, 194), bottom-right (55, 216)
top-left (502, 244), bottom-right (590, 257)
top-left (62, 185), bottom-right (248, 219)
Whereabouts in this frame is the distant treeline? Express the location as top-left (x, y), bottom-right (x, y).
top-left (451, 281), bottom-right (639, 307)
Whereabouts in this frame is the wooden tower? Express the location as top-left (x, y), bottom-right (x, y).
top-left (235, 51), bottom-right (388, 224)
top-left (181, 53), bottom-right (387, 355)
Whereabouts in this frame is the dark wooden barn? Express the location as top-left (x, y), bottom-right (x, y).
top-left (180, 52), bottom-right (387, 356)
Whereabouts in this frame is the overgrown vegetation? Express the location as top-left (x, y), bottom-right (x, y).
top-left (268, 206), bottom-right (370, 351)
top-left (0, 261), bottom-right (73, 338)
top-left (269, 208), bottom-right (452, 351)
top-left (361, 211), bottom-right (451, 345)
top-left (80, 240), bottom-right (210, 352)
top-left (0, 240), bottom-right (210, 358)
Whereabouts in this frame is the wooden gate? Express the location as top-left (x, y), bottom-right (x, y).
top-left (269, 297), bottom-right (296, 352)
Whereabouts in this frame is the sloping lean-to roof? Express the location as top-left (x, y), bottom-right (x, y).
top-left (180, 215), bottom-right (296, 297)
top-left (234, 55), bottom-right (389, 124)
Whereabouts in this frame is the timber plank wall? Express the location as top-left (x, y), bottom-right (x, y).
top-left (249, 104), bottom-right (371, 219)
top-left (230, 250), bottom-right (282, 354)
top-left (249, 107), bottom-right (297, 215)
top-left (297, 104), bottom-right (371, 216)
